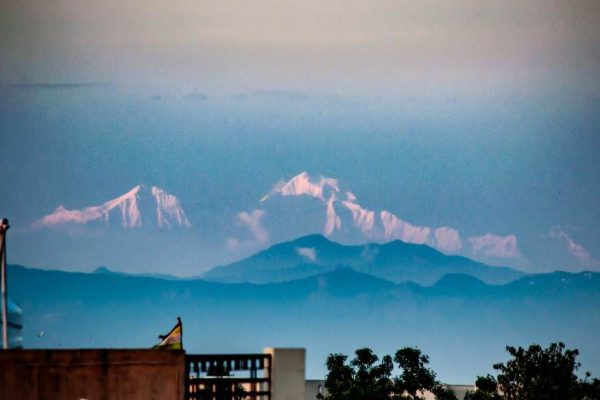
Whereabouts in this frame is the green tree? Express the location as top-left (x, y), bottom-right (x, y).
top-left (318, 348), bottom-right (393, 400)
top-left (466, 342), bottom-right (600, 400)
top-left (431, 385), bottom-right (459, 400)
top-left (351, 348), bottom-right (394, 400)
top-left (392, 347), bottom-right (437, 400)
top-left (320, 354), bottom-right (354, 400)
top-left (464, 375), bottom-right (501, 400)
top-left (319, 347), bottom-right (454, 400)
top-left (580, 373), bottom-right (600, 400)
top-left (493, 342), bottom-right (581, 400)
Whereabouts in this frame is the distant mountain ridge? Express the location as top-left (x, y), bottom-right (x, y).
top-left (16, 172), bottom-right (591, 276)
top-left (203, 234), bottom-right (525, 285)
top-left (7, 263), bottom-right (600, 383)
top-left (34, 184), bottom-right (191, 229)
top-left (9, 263), bottom-right (599, 302)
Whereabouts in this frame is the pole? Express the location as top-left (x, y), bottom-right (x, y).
top-left (0, 218), bottom-right (9, 349)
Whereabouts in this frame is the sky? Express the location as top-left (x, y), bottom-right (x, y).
top-left (1, 0), bottom-right (600, 274)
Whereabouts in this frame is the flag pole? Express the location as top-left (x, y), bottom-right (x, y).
top-left (1, 218), bottom-right (10, 350)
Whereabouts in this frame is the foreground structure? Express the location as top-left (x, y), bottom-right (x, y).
top-left (0, 348), bottom-right (472, 400)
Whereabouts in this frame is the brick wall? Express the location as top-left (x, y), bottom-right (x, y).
top-left (0, 349), bottom-right (185, 400)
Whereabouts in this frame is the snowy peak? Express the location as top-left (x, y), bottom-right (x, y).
top-left (36, 185), bottom-right (191, 229)
top-left (379, 210), bottom-right (431, 244)
top-left (151, 186), bottom-right (191, 229)
top-left (341, 200), bottom-right (376, 236)
top-left (258, 172), bottom-right (439, 244)
top-left (261, 172), bottom-right (340, 202)
top-left (102, 184), bottom-right (144, 228)
top-left (246, 172), bottom-right (523, 263)
top-left (260, 172), bottom-right (344, 237)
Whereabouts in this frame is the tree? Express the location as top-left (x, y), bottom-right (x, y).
top-left (580, 373), bottom-right (600, 400)
top-left (319, 347), bottom-right (454, 400)
top-left (318, 348), bottom-right (393, 400)
top-left (465, 342), bottom-right (600, 400)
top-left (392, 347), bottom-right (438, 400)
top-left (494, 342), bottom-right (582, 400)
top-left (320, 354), bottom-right (354, 400)
top-left (464, 375), bottom-right (501, 400)
top-left (351, 348), bottom-right (394, 400)
top-left (431, 385), bottom-right (459, 400)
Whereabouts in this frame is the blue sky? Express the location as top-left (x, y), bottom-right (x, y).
top-left (1, 0), bottom-right (599, 274)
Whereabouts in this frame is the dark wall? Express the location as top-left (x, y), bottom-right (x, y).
top-left (0, 349), bottom-right (185, 400)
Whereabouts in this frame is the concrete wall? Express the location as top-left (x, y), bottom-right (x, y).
top-left (264, 348), bottom-right (306, 400)
top-left (0, 349), bottom-right (185, 400)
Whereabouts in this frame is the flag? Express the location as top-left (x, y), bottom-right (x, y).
top-left (153, 317), bottom-right (183, 350)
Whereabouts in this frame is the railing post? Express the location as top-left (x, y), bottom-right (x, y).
top-left (0, 218), bottom-right (10, 350)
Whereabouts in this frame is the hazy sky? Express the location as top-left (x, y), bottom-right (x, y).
top-left (2, 0), bottom-right (600, 94)
top-left (1, 0), bottom-right (599, 273)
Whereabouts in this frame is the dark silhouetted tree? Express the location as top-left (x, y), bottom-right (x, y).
top-left (392, 347), bottom-right (438, 400)
top-left (318, 348), bottom-right (393, 400)
top-left (319, 347), bottom-right (453, 400)
top-left (465, 342), bottom-right (600, 400)
top-left (464, 375), bottom-right (501, 400)
top-left (351, 348), bottom-right (394, 399)
top-left (580, 373), bottom-right (600, 400)
top-left (494, 342), bottom-right (581, 400)
top-left (319, 354), bottom-right (354, 400)
top-left (431, 385), bottom-right (459, 400)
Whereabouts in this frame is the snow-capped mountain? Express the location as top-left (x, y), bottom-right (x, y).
top-left (233, 172), bottom-right (522, 264)
top-left (24, 173), bottom-right (524, 271)
top-left (257, 172), bottom-right (459, 250)
top-left (35, 185), bottom-right (191, 229)
top-left (261, 172), bottom-right (340, 202)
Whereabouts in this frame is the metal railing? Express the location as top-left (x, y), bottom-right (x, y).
top-left (185, 353), bottom-right (272, 400)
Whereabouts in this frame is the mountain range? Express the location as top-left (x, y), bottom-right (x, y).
top-left (203, 234), bottom-right (525, 285)
top-left (10, 172), bottom-right (593, 275)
